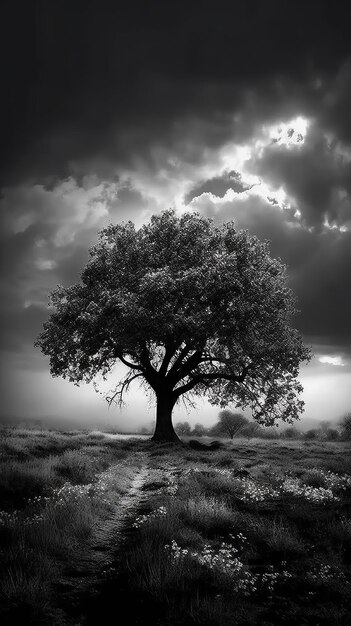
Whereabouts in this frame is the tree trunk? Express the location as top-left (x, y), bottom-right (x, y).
top-left (151, 392), bottom-right (180, 442)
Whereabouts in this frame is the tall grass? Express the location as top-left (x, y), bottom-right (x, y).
top-left (1, 428), bottom-right (351, 625)
top-left (0, 429), bottom-right (145, 624)
top-left (0, 458), bottom-right (61, 509)
top-left (120, 439), bottom-right (351, 625)
top-left (0, 490), bottom-right (112, 623)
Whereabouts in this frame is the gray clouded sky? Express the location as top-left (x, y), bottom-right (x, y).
top-left (0, 1), bottom-right (350, 429)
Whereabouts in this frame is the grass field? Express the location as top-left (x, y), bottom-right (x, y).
top-left (0, 428), bottom-right (350, 625)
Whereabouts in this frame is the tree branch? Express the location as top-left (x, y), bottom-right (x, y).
top-left (139, 342), bottom-right (162, 391)
top-left (200, 365), bottom-right (249, 383)
top-left (159, 339), bottom-right (178, 376)
top-left (106, 371), bottom-right (144, 407)
top-left (166, 341), bottom-right (195, 377)
top-left (117, 352), bottom-right (143, 371)
top-left (173, 377), bottom-right (199, 398)
top-left (173, 364), bottom-right (250, 399)
top-left (199, 356), bottom-right (230, 365)
top-left (169, 349), bottom-right (204, 385)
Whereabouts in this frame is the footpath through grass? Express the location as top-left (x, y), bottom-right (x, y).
top-left (0, 430), bottom-right (350, 625)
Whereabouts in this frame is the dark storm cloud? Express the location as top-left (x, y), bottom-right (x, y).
top-left (289, 230), bottom-right (351, 353)
top-left (0, 178), bottom-right (114, 355)
top-left (1, 0), bottom-right (351, 187)
top-left (0, 301), bottom-right (46, 351)
top-left (0, 170), bottom-right (159, 357)
top-left (0, 234), bottom-right (89, 356)
top-left (322, 61), bottom-right (351, 144)
top-left (107, 185), bottom-right (150, 222)
top-left (1, 0), bottom-right (351, 377)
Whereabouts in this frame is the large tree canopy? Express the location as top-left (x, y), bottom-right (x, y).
top-left (35, 210), bottom-right (311, 441)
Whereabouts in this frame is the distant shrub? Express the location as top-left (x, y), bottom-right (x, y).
top-left (138, 425), bottom-right (153, 435)
top-left (191, 423), bottom-right (208, 437)
top-left (259, 427), bottom-right (280, 439)
top-left (174, 421), bottom-right (191, 436)
top-left (340, 412), bottom-right (351, 441)
top-left (241, 422), bottom-right (262, 440)
top-left (282, 427), bottom-right (302, 439)
top-left (305, 429), bottom-right (318, 440)
top-left (325, 429), bottom-right (339, 441)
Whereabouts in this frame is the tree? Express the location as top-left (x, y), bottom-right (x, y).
top-left (259, 426), bottom-right (280, 439)
top-left (305, 429), bottom-right (318, 440)
top-left (325, 428), bottom-right (339, 441)
top-left (340, 412), bottom-right (351, 440)
top-left (318, 421), bottom-right (340, 441)
top-left (319, 420), bottom-right (331, 434)
top-left (175, 421), bottom-right (192, 436)
top-left (191, 423), bottom-right (207, 437)
top-left (208, 421), bottom-right (225, 437)
top-left (282, 426), bottom-right (301, 439)
top-left (240, 421), bottom-right (262, 440)
top-left (35, 210), bottom-right (310, 442)
top-left (138, 424), bottom-right (153, 435)
top-left (217, 409), bottom-right (249, 439)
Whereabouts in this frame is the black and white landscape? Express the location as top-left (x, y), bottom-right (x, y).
top-left (0, 2), bottom-right (350, 624)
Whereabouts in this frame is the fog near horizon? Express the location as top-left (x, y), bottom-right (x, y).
top-left (1, 355), bottom-right (349, 433)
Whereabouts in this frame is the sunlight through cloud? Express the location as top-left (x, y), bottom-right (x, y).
top-left (267, 116), bottom-right (310, 147)
top-left (318, 355), bottom-right (345, 367)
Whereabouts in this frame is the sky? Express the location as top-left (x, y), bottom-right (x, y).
top-left (0, 1), bottom-right (350, 431)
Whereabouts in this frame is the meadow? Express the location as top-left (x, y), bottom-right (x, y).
top-left (0, 427), bottom-right (350, 625)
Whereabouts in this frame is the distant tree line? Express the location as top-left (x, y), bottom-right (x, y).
top-left (283, 413), bottom-right (351, 441)
top-left (171, 410), bottom-right (351, 442)
top-left (175, 411), bottom-right (262, 440)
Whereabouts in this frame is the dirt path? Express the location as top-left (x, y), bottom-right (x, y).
top-left (90, 462), bottom-right (150, 555)
top-left (80, 459), bottom-right (183, 626)
top-left (55, 456), bottom-right (151, 622)
top-left (55, 452), bottom-right (184, 624)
